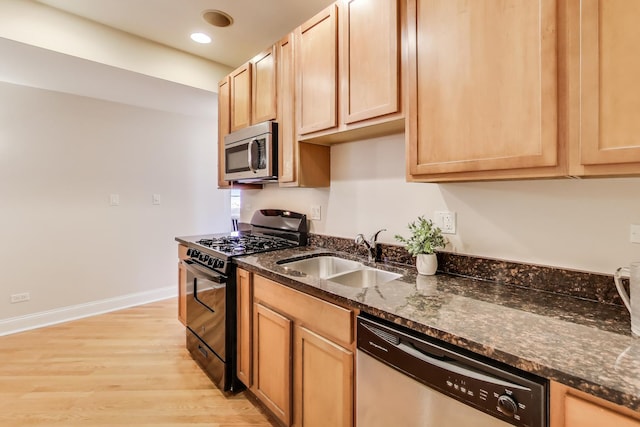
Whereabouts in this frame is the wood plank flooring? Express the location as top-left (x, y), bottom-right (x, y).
top-left (0, 299), bottom-right (274, 427)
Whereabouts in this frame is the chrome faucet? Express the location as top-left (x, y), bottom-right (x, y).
top-left (355, 229), bottom-right (386, 263)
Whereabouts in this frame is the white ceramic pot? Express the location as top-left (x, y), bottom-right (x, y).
top-left (416, 253), bottom-right (437, 276)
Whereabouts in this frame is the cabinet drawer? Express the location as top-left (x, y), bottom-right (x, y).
top-left (253, 275), bottom-right (353, 348)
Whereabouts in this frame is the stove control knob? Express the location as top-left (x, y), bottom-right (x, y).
top-left (202, 254), bottom-right (210, 262)
top-left (207, 258), bottom-right (214, 266)
top-left (497, 395), bottom-right (517, 417)
top-left (186, 248), bottom-right (193, 256)
top-left (216, 259), bottom-right (225, 269)
top-left (190, 250), bottom-right (199, 258)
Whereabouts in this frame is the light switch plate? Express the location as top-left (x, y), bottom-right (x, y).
top-left (152, 194), bottom-right (161, 205)
top-left (311, 205), bottom-right (321, 221)
top-left (631, 224), bottom-right (640, 244)
top-left (109, 194), bottom-right (120, 206)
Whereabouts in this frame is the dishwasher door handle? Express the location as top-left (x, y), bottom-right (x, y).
top-left (397, 342), bottom-right (529, 392)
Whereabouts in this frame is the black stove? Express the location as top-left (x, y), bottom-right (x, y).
top-left (179, 209), bottom-right (308, 393)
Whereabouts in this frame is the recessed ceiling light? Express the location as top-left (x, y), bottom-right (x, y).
top-left (203, 10), bottom-right (233, 28)
top-left (190, 32), bottom-right (212, 44)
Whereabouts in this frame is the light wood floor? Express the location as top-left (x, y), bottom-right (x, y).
top-left (0, 299), bottom-right (274, 427)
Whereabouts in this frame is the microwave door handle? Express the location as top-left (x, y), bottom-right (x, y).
top-left (247, 139), bottom-right (256, 173)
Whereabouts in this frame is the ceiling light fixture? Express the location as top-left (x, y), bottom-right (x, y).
top-left (203, 10), bottom-right (234, 28)
top-left (190, 32), bottom-right (212, 44)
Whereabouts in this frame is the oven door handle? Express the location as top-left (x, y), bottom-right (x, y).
top-left (182, 260), bottom-right (226, 284)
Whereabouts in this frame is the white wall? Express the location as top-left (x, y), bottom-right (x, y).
top-left (241, 133), bottom-right (640, 275)
top-left (0, 66), bottom-right (229, 330)
top-left (0, 0), bottom-right (231, 91)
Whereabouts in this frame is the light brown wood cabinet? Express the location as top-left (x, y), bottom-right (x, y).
top-left (254, 302), bottom-right (293, 425)
top-left (277, 33), bottom-right (331, 188)
top-left (236, 268), bottom-right (253, 387)
top-left (406, 0), bottom-right (565, 182)
top-left (177, 244), bottom-right (188, 325)
top-left (340, 0), bottom-right (402, 125)
top-left (241, 273), bottom-right (355, 427)
top-left (296, 4), bottom-right (339, 136)
top-left (251, 46), bottom-right (277, 125)
top-left (217, 77), bottom-right (232, 189)
top-left (296, 0), bottom-right (404, 144)
top-left (567, 0), bottom-right (640, 176)
top-left (551, 381), bottom-right (640, 427)
top-left (230, 63), bottom-right (252, 132)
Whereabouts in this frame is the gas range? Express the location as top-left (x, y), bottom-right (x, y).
top-left (179, 209), bottom-right (308, 392)
top-left (185, 209), bottom-right (308, 276)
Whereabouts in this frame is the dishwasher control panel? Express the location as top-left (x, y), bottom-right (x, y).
top-left (357, 316), bottom-right (547, 427)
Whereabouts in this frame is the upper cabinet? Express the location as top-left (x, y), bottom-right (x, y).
top-left (230, 46), bottom-right (277, 133)
top-left (278, 33), bottom-right (331, 188)
top-left (340, 0), bottom-right (401, 124)
top-left (568, 0), bottom-right (640, 176)
top-left (218, 76), bottom-right (232, 189)
top-left (296, 0), bottom-right (404, 143)
top-left (406, 0), bottom-right (564, 182)
top-left (251, 46), bottom-right (277, 124)
top-left (230, 63), bottom-right (252, 132)
top-left (296, 4), bottom-right (339, 135)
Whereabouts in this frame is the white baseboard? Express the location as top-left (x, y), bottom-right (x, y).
top-left (0, 286), bottom-right (177, 336)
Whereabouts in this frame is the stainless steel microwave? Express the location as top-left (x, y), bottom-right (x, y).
top-left (223, 121), bottom-right (278, 183)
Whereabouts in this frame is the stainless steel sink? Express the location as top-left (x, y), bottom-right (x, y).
top-left (281, 256), bottom-right (363, 279)
top-left (329, 268), bottom-right (401, 288)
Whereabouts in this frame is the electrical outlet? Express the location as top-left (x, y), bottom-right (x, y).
top-left (435, 211), bottom-right (457, 234)
top-left (152, 194), bottom-right (161, 205)
top-left (631, 224), bottom-right (640, 244)
top-left (10, 292), bottom-right (30, 304)
top-left (311, 205), bottom-right (322, 221)
top-left (109, 194), bottom-right (120, 206)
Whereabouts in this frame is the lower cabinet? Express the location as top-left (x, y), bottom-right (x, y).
top-left (239, 272), bottom-right (355, 427)
top-left (551, 381), bottom-right (640, 427)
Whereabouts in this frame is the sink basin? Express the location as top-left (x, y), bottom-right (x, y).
top-left (281, 256), bottom-right (363, 279)
top-left (329, 268), bottom-right (401, 288)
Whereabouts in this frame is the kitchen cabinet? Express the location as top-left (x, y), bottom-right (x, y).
top-left (217, 77), bottom-right (232, 189)
top-left (296, 0), bottom-right (404, 144)
top-left (294, 326), bottom-right (353, 427)
top-left (406, 0), bottom-right (567, 182)
top-left (340, 0), bottom-right (402, 125)
top-left (230, 63), bottom-right (251, 132)
top-left (296, 4), bottom-right (338, 136)
top-left (254, 302), bottom-right (292, 425)
top-left (277, 33), bottom-right (331, 188)
top-left (551, 381), bottom-right (640, 427)
top-left (177, 244), bottom-right (188, 325)
top-left (246, 273), bottom-right (355, 427)
top-left (251, 45), bottom-right (277, 124)
top-left (567, 0), bottom-right (640, 176)
top-left (236, 268), bottom-right (253, 387)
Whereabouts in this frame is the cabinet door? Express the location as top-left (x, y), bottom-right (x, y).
top-left (278, 33), bottom-right (331, 188)
top-left (230, 63), bottom-right (252, 132)
top-left (340, 0), bottom-right (400, 124)
top-left (294, 326), bottom-right (353, 427)
top-left (217, 77), bottom-right (232, 189)
top-left (236, 268), bottom-right (252, 387)
top-left (407, 0), bottom-right (559, 178)
top-left (278, 33), bottom-right (298, 185)
top-left (296, 4), bottom-right (338, 135)
top-left (576, 0), bottom-right (640, 173)
top-left (551, 381), bottom-right (640, 427)
top-left (254, 303), bottom-right (292, 426)
top-left (252, 46), bottom-right (277, 124)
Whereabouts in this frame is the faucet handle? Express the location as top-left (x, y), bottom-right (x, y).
top-left (370, 229), bottom-right (387, 243)
top-left (355, 233), bottom-right (367, 245)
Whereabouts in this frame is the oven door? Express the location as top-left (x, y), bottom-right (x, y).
top-left (184, 260), bottom-right (227, 361)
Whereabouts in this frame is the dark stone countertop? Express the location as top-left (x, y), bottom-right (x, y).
top-left (233, 246), bottom-right (640, 412)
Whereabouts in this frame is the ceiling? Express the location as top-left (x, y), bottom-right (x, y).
top-left (35, 0), bottom-right (334, 69)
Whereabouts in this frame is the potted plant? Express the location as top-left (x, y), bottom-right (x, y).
top-left (395, 216), bottom-right (446, 275)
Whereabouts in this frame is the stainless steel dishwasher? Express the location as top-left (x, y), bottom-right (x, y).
top-left (356, 315), bottom-right (547, 427)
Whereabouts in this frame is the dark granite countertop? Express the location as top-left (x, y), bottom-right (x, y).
top-left (232, 246), bottom-right (640, 412)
